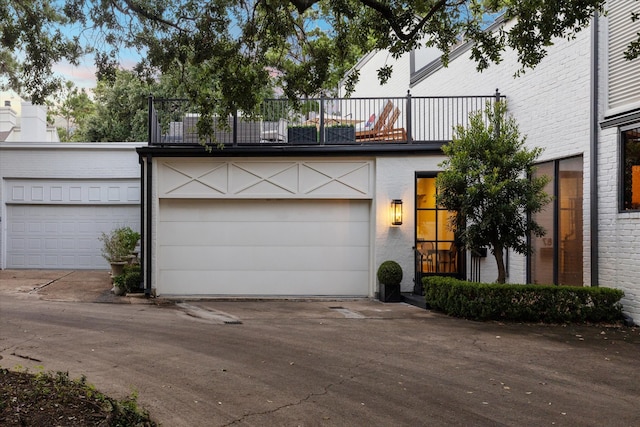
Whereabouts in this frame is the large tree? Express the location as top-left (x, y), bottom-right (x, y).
top-left (50, 81), bottom-right (96, 141)
top-left (1, 0), bottom-right (638, 110)
top-left (436, 101), bottom-right (552, 284)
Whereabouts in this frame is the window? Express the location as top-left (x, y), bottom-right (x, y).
top-left (530, 156), bottom-right (583, 286)
top-left (621, 126), bottom-right (640, 211)
top-left (415, 174), bottom-right (460, 276)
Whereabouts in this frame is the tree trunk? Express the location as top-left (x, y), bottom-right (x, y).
top-left (493, 245), bottom-right (506, 284)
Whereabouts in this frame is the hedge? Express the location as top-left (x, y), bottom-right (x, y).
top-left (423, 276), bottom-right (624, 323)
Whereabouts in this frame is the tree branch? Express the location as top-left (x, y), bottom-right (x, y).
top-left (289, 0), bottom-right (320, 14)
top-left (357, 0), bottom-right (451, 42)
top-left (117, 0), bottom-right (183, 31)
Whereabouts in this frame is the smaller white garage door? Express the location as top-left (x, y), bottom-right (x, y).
top-left (7, 205), bottom-right (140, 269)
top-left (158, 199), bottom-right (371, 296)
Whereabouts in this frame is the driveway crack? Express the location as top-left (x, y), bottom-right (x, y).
top-left (29, 271), bottom-right (75, 294)
top-left (223, 362), bottom-right (365, 426)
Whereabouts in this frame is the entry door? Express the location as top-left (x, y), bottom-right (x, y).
top-left (415, 174), bottom-right (461, 284)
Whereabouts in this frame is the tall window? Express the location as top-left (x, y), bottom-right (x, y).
top-left (531, 156), bottom-right (584, 286)
top-left (621, 126), bottom-right (640, 211)
top-left (415, 174), bottom-right (460, 276)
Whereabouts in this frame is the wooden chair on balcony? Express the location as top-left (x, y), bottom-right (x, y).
top-left (355, 100), bottom-right (407, 142)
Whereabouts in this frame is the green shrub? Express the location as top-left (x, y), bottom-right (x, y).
top-left (113, 265), bottom-right (143, 294)
top-left (122, 264), bottom-right (142, 293)
top-left (377, 261), bottom-right (403, 286)
top-left (113, 273), bottom-right (126, 291)
top-left (423, 276), bottom-right (624, 323)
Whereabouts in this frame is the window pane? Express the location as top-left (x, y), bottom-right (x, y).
top-left (416, 177), bottom-right (437, 208)
top-left (436, 210), bottom-right (455, 242)
top-left (531, 162), bottom-right (555, 285)
top-left (623, 127), bottom-right (640, 210)
top-left (558, 157), bottom-right (583, 286)
top-left (416, 210), bottom-right (436, 241)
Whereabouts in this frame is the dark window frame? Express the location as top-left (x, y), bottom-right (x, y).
top-left (619, 124), bottom-right (640, 212)
top-left (414, 171), bottom-right (464, 278)
top-left (528, 155), bottom-right (584, 286)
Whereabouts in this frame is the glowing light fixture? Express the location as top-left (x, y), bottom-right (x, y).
top-left (391, 199), bottom-right (403, 225)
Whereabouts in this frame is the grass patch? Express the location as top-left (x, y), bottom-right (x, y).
top-left (0, 367), bottom-right (156, 426)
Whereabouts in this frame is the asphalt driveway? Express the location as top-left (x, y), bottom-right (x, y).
top-left (1, 270), bottom-right (639, 426)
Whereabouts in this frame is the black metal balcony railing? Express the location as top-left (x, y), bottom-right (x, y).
top-left (148, 91), bottom-right (505, 147)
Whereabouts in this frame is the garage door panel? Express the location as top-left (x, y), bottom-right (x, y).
top-left (158, 199), bottom-right (370, 296)
top-left (160, 199), bottom-right (368, 222)
top-left (159, 245), bottom-right (369, 271)
top-left (7, 205), bottom-right (140, 269)
top-left (159, 221), bottom-right (369, 247)
top-left (159, 270), bottom-right (369, 296)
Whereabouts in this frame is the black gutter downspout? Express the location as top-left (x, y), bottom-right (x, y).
top-left (139, 154), bottom-right (146, 295)
top-left (590, 13), bottom-right (599, 287)
top-left (144, 94), bottom-right (153, 297)
top-left (145, 154), bottom-right (153, 296)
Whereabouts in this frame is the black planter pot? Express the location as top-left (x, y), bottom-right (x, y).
top-left (325, 126), bottom-right (355, 144)
top-left (288, 127), bottom-right (318, 145)
top-left (379, 282), bottom-right (402, 302)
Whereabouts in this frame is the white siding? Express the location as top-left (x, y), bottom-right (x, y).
top-left (607, 0), bottom-right (640, 113)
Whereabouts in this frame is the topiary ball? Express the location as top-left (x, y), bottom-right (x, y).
top-left (377, 260), bottom-right (403, 286)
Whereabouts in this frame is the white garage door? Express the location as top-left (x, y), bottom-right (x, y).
top-left (158, 199), bottom-right (370, 296)
top-left (7, 205), bottom-right (140, 269)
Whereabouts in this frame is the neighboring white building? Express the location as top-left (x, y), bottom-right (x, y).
top-left (0, 94), bottom-right (61, 143)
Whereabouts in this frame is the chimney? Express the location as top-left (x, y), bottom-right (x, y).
top-left (0, 102), bottom-right (17, 133)
top-left (20, 102), bottom-right (48, 142)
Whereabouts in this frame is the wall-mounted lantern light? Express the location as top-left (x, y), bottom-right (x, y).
top-left (391, 199), bottom-right (403, 225)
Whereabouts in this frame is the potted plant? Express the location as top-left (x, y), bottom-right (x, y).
top-left (325, 124), bottom-right (355, 144)
top-left (287, 125), bottom-right (318, 145)
top-left (112, 264), bottom-right (143, 296)
top-left (98, 226), bottom-right (141, 277)
top-left (112, 273), bottom-right (127, 296)
top-left (377, 260), bottom-right (403, 302)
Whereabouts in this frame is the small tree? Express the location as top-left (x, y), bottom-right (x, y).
top-left (436, 101), bottom-right (551, 284)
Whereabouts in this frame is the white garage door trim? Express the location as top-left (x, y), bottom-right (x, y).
top-left (157, 199), bottom-right (371, 296)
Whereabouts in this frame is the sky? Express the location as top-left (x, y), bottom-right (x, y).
top-left (53, 58), bottom-right (100, 90)
top-left (51, 45), bottom-right (143, 93)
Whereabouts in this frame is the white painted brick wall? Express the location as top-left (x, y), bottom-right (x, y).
top-left (598, 127), bottom-right (640, 323)
top-left (375, 155), bottom-right (441, 292)
top-left (349, 22), bottom-right (593, 286)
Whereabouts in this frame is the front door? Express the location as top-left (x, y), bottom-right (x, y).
top-left (415, 174), bottom-right (462, 293)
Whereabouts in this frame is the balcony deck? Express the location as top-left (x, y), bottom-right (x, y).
top-left (147, 93), bottom-right (505, 149)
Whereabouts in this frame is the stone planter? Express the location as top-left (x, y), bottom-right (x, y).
top-left (325, 126), bottom-right (355, 144)
top-left (379, 282), bottom-right (402, 302)
top-left (288, 127), bottom-right (318, 145)
top-left (110, 261), bottom-right (127, 277)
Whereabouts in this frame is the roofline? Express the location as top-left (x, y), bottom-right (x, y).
top-left (136, 143), bottom-right (446, 158)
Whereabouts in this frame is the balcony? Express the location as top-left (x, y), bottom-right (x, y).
top-left (148, 92), bottom-right (505, 148)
